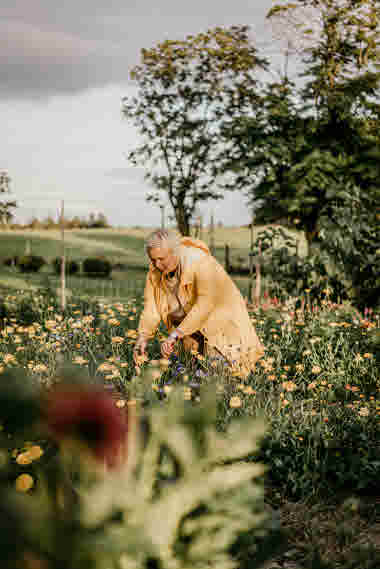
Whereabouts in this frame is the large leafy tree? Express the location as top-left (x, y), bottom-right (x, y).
top-left (222, 0), bottom-right (380, 246)
top-left (122, 26), bottom-right (267, 235)
top-left (0, 171), bottom-right (17, 224)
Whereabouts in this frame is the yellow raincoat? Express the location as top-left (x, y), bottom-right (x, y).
top-left (138, 237), bottom-right (265, 377)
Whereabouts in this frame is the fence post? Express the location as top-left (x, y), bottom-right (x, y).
top-left (225, 244), bottom-right (230, 272)
top-left (59, 200), bottom-right (66, 312)
top-left (254, 240), bottom-right (262, 307)
top-left (248, 217), bottom-right (254, 304)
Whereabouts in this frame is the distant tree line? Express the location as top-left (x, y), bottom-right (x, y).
top-left (2, 212), bottom-right (110, 230)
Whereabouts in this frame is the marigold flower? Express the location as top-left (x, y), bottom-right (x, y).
top-left (16, 452), bottom-right (33, 466)
top-left (15, 473), bottom-right (34, 492)
top-left (45, 385), bottom-right (128, 469)
top-left (282, 381), bottom-right (297, 392)
top-left (229, 396), bottom-right (242, 408)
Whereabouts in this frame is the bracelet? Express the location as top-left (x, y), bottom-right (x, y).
top-left (169, 328), bottom-right (183, 342)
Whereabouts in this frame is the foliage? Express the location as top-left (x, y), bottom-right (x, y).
top-left (248, 225), bottom-right (380, 309)
top-left (0, 171), bottom-right (17, 224)
top-left (83, 256), bottom-right (112, 278)
top-left (123, 25), bottom-right (267, 235)
top-left (17, 254), bottom-right (46, 273)
top-left (52, 257), bottom-right (79, 276)
top-left (0, 366), bottom-right (275, 569)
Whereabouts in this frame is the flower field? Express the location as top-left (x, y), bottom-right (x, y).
top-left (1, 287), bottom-right (379, 501)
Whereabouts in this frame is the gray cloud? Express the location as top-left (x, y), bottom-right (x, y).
top-left (0, 0), bottom-right (274, 99)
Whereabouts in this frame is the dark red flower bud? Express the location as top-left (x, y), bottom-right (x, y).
top-left (45, 385), bottom-right (128, 469)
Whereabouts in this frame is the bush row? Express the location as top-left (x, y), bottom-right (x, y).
top-left (2, 255), bottom-right (112, 277)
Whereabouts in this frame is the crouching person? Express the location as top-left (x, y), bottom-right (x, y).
top-left (133, 229), bottom-right (264, 378)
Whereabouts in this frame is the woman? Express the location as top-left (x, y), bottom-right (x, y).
top-left (133, 229), bottom-right (264, 378)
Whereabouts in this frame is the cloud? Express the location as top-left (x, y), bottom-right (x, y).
top-left (0, 0), bottom-right (274, 99)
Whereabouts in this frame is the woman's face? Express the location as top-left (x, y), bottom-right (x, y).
top-left (149, 245), bottom-right (178, 274)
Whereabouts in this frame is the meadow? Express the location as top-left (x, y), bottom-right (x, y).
top-left (0, 227), bottom-right (379, 567)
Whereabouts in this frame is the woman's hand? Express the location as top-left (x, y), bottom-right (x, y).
top-left (133, 336), bottom-right (148, 366)
top-left (161, 328), bottom-right (184, 359)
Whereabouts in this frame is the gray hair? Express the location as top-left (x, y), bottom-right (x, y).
top-left (145, 229), bottom-right (182, 256)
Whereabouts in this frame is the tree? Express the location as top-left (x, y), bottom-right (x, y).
top-left (221, 1), bottom-right (380, 246)
top-left (122, 26), bottom-right (267, 235)
top-left (0, 171), bottom-right (17, 225)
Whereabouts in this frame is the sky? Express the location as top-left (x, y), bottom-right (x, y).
top-left (1, 0), bottom-right (288, 227)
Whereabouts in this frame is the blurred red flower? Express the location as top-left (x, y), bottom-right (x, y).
top-left (45, 385), bottom-right (128, 468)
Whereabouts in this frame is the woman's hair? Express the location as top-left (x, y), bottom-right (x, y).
top-left (145, 229), bottom-right (181, 256)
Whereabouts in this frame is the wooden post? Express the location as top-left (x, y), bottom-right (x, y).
top-left (248, 215), bottom-right (254, 304)
top-left (225, 244), bottom-right (230, 272)
top-left (254, 239), bottom-right (262, 307)
top-left (209, 212), bottom-right (215, 256)
top-left (60, 200), bottom-right (66, 312)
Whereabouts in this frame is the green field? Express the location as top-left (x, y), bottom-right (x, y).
top-left (0, 226), bottom-right (306, 299)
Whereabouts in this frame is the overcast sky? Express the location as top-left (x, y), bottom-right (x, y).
top-left (1, 0), bottom-right (287, 227)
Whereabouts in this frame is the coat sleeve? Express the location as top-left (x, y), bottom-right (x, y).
top-left (177, 258), bottom-right (217, 337)
top-left (137, 273), bottom-right (161, 339)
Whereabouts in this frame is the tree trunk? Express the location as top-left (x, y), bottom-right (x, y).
top-left (175, 204), bottom-right (190, 236)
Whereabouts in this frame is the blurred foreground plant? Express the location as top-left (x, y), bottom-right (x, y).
top-left (0, 367), bottom-right (278, 569)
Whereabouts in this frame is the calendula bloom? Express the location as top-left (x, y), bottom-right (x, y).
top-left (73, 356), bottom-right (88, 366)
top-left (15, 473), bottom-right (34, 492)
top-left (3, 354), bottom-right (17, 365)
top-left (32, 363), bottom-right (48, 374)
top-left (16, 452), bottom-right (33, 466)
top-left (282, 381), bottom-right (297, 392)
top-left (45, 385), bottom-right (128, 469)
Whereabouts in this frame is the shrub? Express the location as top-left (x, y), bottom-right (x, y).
top-left (83, 256), bottom-right (112, 278)
top-left (52, 257), bottom-right (79, 276)
top-left (17, 255), bottom-right (45, 273)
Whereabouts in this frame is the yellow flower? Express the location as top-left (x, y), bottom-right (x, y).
top-left (73, 356), bottom-right (88, 366)
top-left (229, 396), bottom-right (242, 408)
top-left (184, 387), bottom-right (192, 400)
top-left (3, 354), bottom-right (17, 365)
top-left (282, 381), bottom-right (297, 392)
top-left (267, 374), bottom-right (276, 381)
top-left (28, 445), bottom-right (43, 460)
top-left (363, 353), bottom-right (373, 359)
top-left (359, 407), bottom-right (370, 417)
top-left (111, 336), bottom-right (124, 344)
top-left (32, 363), bottom-right (48, 373)
top-left (163, 385), bottom-right (173, 394)
top-left (126, 329), bottom-right (138, 338)
top-left (16, 452), bottom-right (33, 466)
top-left (15, 473), bottom-right (34, 492)
top-left (108, 318), bottom-right (120, 326)
top-left (244, 386), bottom-right (256, 395)
top-left (311, 365), bottom-right (321, 374)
